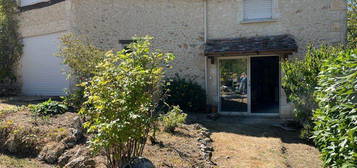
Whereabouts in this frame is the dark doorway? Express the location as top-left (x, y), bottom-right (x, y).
top-left (251, 56), bottom-right (280, 113)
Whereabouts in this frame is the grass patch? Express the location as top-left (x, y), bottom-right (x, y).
top-left (0, 154), bottom-right (53, 168)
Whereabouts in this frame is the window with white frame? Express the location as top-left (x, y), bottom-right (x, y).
top-left (243, 0), bottom-right (273, 21)
top-left (20, 0), bottom-right (47, 7)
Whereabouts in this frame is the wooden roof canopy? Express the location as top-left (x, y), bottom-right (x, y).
top-left (204, 34), bottom-right (298, 57)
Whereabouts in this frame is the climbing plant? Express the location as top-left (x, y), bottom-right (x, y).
top-left (0, 0), bottom-right (23, 83)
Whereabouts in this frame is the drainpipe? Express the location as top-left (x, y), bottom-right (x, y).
top-left (204, 0), bottom-right (208, 103)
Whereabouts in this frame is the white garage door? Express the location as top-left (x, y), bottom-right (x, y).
top-left (21, 33), bottom-right (69, 96)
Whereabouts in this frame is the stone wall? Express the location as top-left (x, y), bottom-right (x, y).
top-left (18, 0), bottom-right (346, 117)
top-left (18, 1), bottom-right (70, 38)
top-left (69, 0), bottom-right (206, 86)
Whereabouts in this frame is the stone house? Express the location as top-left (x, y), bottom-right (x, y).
top-left (17, 0), bottom-right (347, 118)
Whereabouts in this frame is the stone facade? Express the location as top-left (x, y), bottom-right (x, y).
top-left (18, 0), bottom-right (347, 118)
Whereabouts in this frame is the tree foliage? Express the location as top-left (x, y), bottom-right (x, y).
top-left (313, 48), bottom-right (357, 167)
top-left (57, 34), bottom-right (105, 82)
top-left (57, 34), bottom-right (105, 110)
top-left (282, 45), bottom-right (339, 140)
top-left (80, 36), bottom-right (175, 167)
top-left (0, 0), bottom-right (22, 82)
top-left (347, 0), bottom-right (357, 48)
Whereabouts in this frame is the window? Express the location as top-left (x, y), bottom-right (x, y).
top-left (243, 0), bottom-right (273, 21)
top-left (20, 0), bottom-right (47, 7)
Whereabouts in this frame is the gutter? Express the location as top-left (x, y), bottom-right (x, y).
top-left (204, 0), bottom-right (208, 99)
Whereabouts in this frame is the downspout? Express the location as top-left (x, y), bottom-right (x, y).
top-left (204, 0), bottom-right (208, 102)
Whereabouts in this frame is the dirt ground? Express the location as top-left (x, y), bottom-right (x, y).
top-left (0, 97), bottom-right (322, 168)
top-left (193, 115), bottom-right (323, 168)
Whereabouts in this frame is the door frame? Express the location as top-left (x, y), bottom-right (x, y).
top-left (217, 55), bottom-right (280, 116)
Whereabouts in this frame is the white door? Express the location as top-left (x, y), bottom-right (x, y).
top-left (21, 33), bottom-right (69, 96)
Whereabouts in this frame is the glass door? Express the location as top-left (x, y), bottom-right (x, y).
top-left (219, 58), bottom-right (249, 113)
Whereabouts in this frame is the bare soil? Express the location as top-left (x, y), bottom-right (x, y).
top-left (0, 97), bottom-right (212, 168)
top-left (0, 97), bottom-right (323, 168)
top-left (194, 115), bottom-right (323, 168)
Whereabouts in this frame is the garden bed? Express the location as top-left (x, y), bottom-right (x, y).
top-left (0, 97), bottom-right (214, 168)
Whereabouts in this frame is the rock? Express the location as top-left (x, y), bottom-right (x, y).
top-left (64, 156), bottom-right (95, 168)
top-left (201, 138), bottom-right (212, 145)
top-left (58, 145), bottom-right (90, 166)
top-left (199, 131), bottom-right (210, 137)
top-left (200, 144), bottom-right (213, 152)
top-left (72, 117), bottom-right (83, 130)
top-left (192, 124), bottom-right (203, 130)
top-left (58, 152), bottom-right (73, 167)
top-left (62, 136), bottom-right (77, 148)
top-left (123, 157), bottom-right (155, 168)
top-left (61, 128), bottom-right (83, 148)
top-left (38, 142), bottom-right (66, 164)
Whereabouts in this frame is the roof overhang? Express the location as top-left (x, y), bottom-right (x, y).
top-left (204, 35), bottom-right (298, 57)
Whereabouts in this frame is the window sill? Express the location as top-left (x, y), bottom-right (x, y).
top-left (240, 19), bottom-right (278, 24)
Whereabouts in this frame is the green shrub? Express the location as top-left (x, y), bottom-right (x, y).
top-left (0, 0), bottom-right (23, 85)
top-left (161, 106), bottom-right (187, 133)
top-left (57, 34), bottom-right (105, 111)
top-left (313, 48), bottom-right (357, 167)
top-left (80, 36), bottom-right (175, 167)
top-left (165, 74), bottom-right (206, 113)
top-left (61, 87), bottom-right (85, 111)
top-left (29, 99), bottom-right (68, 116)
top-left (282, 45), bottom-right (338, 140)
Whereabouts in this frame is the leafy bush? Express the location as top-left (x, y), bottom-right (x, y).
top-left (161, 106), bottom-right (187, 133)
top-left (80, 36), bottom-right (175, 167)
top-left (29, 99), bottom-right (68, 116)
top-left (0, 0), bottom-right (23, 86)
top-left (313, 48), bottom-right (357, 167)
top-left (165, 74), bottom-right (206, 113)
top-left (282, 45), bottom-right (338, 139)
top-left (57, 34), bottom-right (105, 82)
top-left (61, 87), bottom-right (85, 111)
top-left (57, 34), bottom-right (105, 111)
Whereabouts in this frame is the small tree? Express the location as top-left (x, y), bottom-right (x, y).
top-left (0, 0), bottom-right (23, 83)
top-left (80, 36), bottom-right (174, 167)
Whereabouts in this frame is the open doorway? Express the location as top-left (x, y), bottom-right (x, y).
top-left (251, 56), bottom-right (280, 114)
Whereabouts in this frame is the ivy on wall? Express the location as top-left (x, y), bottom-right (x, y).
top-left (0, 0), bottom-right (23, 83)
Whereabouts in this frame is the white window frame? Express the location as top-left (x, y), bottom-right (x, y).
top-left (240, 0), bottom-right (279, 24)
top-left (20, 0), bottom-right (48, 7)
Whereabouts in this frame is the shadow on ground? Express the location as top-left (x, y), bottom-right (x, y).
top-left (188, 113), bottom-right (310, 145)
top-left (187, 114), bottom-right (322, 168)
